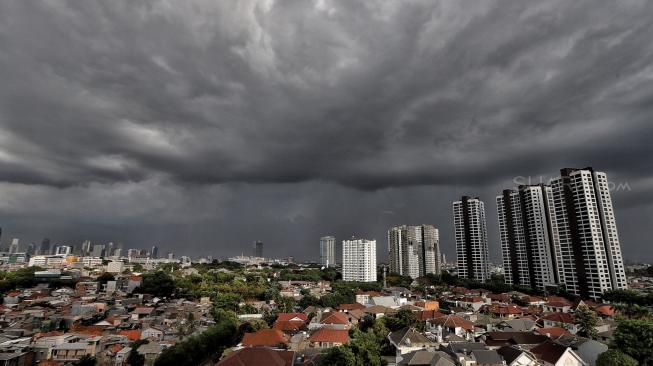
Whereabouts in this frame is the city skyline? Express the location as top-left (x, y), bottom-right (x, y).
top-left (0, 1), bottom-right (652, 262)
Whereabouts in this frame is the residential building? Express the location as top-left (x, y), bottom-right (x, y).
top-left (342, 238), bottom-right (377, 282)
top-left (550, 167), bottom-right (628, 299)
top-left (388, 225), bottom-right (441, 278)
top-left (56, 246), bottom-right (73, 255)
top-left (319, 236), bottom-right (336, 267)
top-left (253, 241), bottom-right (263, 258)
top-left (453, 196), bottom-right (490, 282)
top-left (496, 185), bottom-right (558, 291)
top-left (91, 244), bottom-right (104, 257)
top-left (8, 238), bottom-right (19, 254)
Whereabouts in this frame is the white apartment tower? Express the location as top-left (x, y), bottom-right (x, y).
top-left (453, 196), bottom-right (490, 282)
top-left (550, 168), bottom-right (627, 300)
top-left (320, 236), bottom-right (336, 267)
top-left (388, 225), bottom-right (441, 278)
top-left (342, 238), bottom-right (377, 282)
top-left (497, 185), bottom-right (558, 291)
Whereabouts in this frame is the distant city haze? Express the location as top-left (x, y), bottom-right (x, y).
top-left (0, 1), bottom-right (652, 262)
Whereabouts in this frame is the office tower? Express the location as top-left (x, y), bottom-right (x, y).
top-left (453, 196), bottom-right (490, 282)
top-left (40, 238), bottom-right (51, 255)
top-left (106, 242), bottom-right (115, 257)
top-left (167, 251), bottom-right (174, 260)
top-left (114, 248), bottom-right (122, 257)
top-left (56, 245), bottom-right (72, 255)
top-left (91, 244), bottom-right (105, 257)
top-left (127, 249), bottom-right (140, 259)
top-left (497, 185), bottom-right (558, 291)
top-left (81, 240), bottom-right (92, 256)
top-left (342, 238), bottom-right (377, 282)
top-left (388, 225), bottom-right (441, 279)
top-left (9, 238), bottom-right (19, 254)
top-left (151, 245), bottom-right (159, 259)
top-left (253, 241), bottom-right (264, 258)
top-left (550, 168), bottom-right (627, 300)
top-left (319, 236), bottom-right (336, 267)
top-left (26, 243), bottom-right (36, 256)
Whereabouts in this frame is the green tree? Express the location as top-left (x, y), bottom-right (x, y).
top-left (612, 319), bottom-right (653, 365)
top-left (575, 305), bottom-right (599, 339)
top-left (127, 352), bottom-right (145, 366)
top-left (317, 346), bottom-right (356, 366)
top-left (138, 271), bottom-right (176, 298)
top-left (348, 329), bottom-right (384, 366)
top-left (596, 350), bottom-right (638, 366)
top-left (96, 272), bottom-right (115, 285)
top-left (384, 309), bottom-right (423, 332)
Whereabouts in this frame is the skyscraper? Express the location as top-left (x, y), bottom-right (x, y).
top-left (91, 244), bottom-right (105, 257)
top-left (151, 245), bottom-right (159, 259)
top-left (40, 238), bottom-right (51, 255)
top-left (254, 241), bottom-right (263, 258)
top-left (388, 224), bottom-right (441, 278)
top-left (81, 240), bottom-right (93, 256)
top-left (8, 238), bottom-right (19, 254)
top-left (497, 185), bottom-right (558, 291)
top-left (342, 238), bottom-right (377, 282)
top-left (550, 168), bottom-right (627, 299)
top-left (453, 196), bottom-right (490, 282)
top-left (26, 243), bottom-right (36, 256)
top-left (56, 245), bottom-right (72, 255)
top-left (319, 236), bottom-right (336, 267)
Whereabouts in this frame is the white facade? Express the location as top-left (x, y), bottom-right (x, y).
top-left (550, 168), bottom-right (628, 300)
top-left (106, 261), bottom-right (125, 274)
top-left (497, 185), bottom-right (558, 291)
top-left (454, 196), bottom-right (489, 282)
top-left (319, 236), bottom-right (336, 267)
top-left (342, 238), bottom-right (377, 282)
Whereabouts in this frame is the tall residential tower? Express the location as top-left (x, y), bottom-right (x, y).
top-left (319, 236), bottom-right (336, 267)
top-left (388, 225), bottom-right (441, 278)
top-left (453, 196), bottom-right (490, 282)
top-left (342, 238), bottom-right (377, 282)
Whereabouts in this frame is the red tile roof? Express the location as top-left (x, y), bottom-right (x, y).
top-left (320, 312), bottom-right (350, 325)
top-left (241, 329), bottom-right (289, 347)
top-left (337, 303), bottom-right (365, 311)
top-left (275, 313), bottom-right (308, 322)
top-left (309, 329), bottom-right (350, 344)
top-left (536, 327), bottom-right (573, 339)
top-left (416, 310), bottom-right (445, 321)
top-left (531, 340), bottom-right (569, 365)
top-left (118, 330), bottom-right (142, 341)
top-left (594, 304), bottom-right (615, 317)
top-left (430, 315), bottom-right (474, 331)
top-left (542, 312), bottom-right (575, 324)
top-left (488, 304), bottom-right (524, 315)
top-left (217, 347), bottom-right (294, 366)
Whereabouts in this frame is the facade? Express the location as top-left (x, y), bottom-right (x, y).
top-left (550, 168), bottom-right (628, 300)
top-left (9, 238), bottom-right (19, 254)
top-left (388, 225), bottom-right (441, 278)
top-left (496, 185), bottom-right (558, 291)
top-left (40, 238), bottom-right (51, 255)
top-left (254, 241), bottom-right (264, 258)
top-left (453, 196), bottom-right (490, 282)
top-left (342, 238), bottom-right (377, 282)
top-left (91, 244), bottom-right (104, 257)
top-left (151, 245), bottom-right (159, 259)
top-left (319, 236), bottom-right (336, 267)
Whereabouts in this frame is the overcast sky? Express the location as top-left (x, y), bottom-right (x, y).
top-left (1, 0), bottom-right (652, 262)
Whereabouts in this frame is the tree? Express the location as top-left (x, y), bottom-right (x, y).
top-left (384, 309), bottom-right (423, 332)
top-left (596, 350), bottom-right (638, 366)
top-left (74, 355), bottom-right (97, 366)
top-left (348, 329), bottom-right (384, 366)
top-left (317, 346), bottom-right (356, 366)
top-left (127, 352), bottom-right (145, 366)
top-left (138, 271), bottom-right (176, 298)
top-left (96, 272), bottom-right (115, 285)
top-left (612, 319), bottom-right (653, 365)
top-left (575, 305), bottom-right (598, 339)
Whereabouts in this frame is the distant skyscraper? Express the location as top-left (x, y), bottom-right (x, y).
top-left (342, 238), bottom-right (377, 282)
top-left (106, 242), bottom-right (115, 257)
top-left (319, 236), bottom-right (336, 267)
top-left (81, 240), bottom-right (92, 256)
top-left (26, 243), bottom-right (36, 256)
top-left (8, 238), bottom-right (19, 254)
top-left (151, 245), bottom-right (159, 259)
top-left (56, 245), bottom-right (72, 255)
top-left (453, 196), bottom-right (490, 282)
top-left (254, 241), bottom-right (263, 258)
top-left (40, 238), bottom-right (51, 255)
top-left (550, 168), bottom-right (628, 299)
top-left (497, 185), bottom-right (558, 291)
top-left (91, 244), bottom-right (105, 257)
top-left (388, 225), bottom-right (441, 278)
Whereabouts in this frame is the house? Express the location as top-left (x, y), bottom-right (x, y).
top-left (496, 345), bottom-right (538, 366)
top-left (555, 335), bottom-right (608, 366)
top-left (216, 347), bottom-right (295, 366)
top-left (115, 346), bottom-right (132, 365)
top-left (414, 300), bottom-right (439, 311)
top-left (51, 343), bottom-right (95, 363)
top-left (541, 313), bottom-right (578, 334)
top-left (543, 297), bottom-right (572, 313)
top-left (535, 327), bottom-right (572, 340)
top-left (318, 312), bottom-right (351, 330)
top-left (308, 329), bottom-right (349, 348)
top-left (471, 349), bottom-right (504, 366)
top-left (388, 327), bottom-right (432, 355)
top-left (427, 314), bottom-right (474, 341)
top-left (355, 291), bottom-right (382, 305)
top-left (486, 304), bottom-right (524, 319)
top-left (531, 340), bottom-right (587, 366)
top-left (363, 305), bottom-right (396, 319)
top-left (130, 307), bottom-right (155, 320)
top-left (482, 332), bottom-right (549, 349)
top-left (444, 342), bottom-right (489, 366)
top-left (241, 329), bottom-right (289, 348)
top-left (273, 313), bottom-right (308, 332)
top-left (495, 318), bottom-right (536, 332)
top-left (140, 327), bottom-right (164, 341)
top-left (397, 350), bottom-right (455, 366)
top-left (337, 303), bottom-right (365, 312)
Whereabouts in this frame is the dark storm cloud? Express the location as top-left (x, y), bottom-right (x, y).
top-left (1, 0), bottom-right (653, 260)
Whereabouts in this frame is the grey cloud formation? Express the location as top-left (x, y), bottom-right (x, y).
top-left (0, 0), bottom-right (652, 261)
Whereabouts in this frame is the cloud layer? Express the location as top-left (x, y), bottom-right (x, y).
top-left (0, 0), bottom-right (652, 260)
